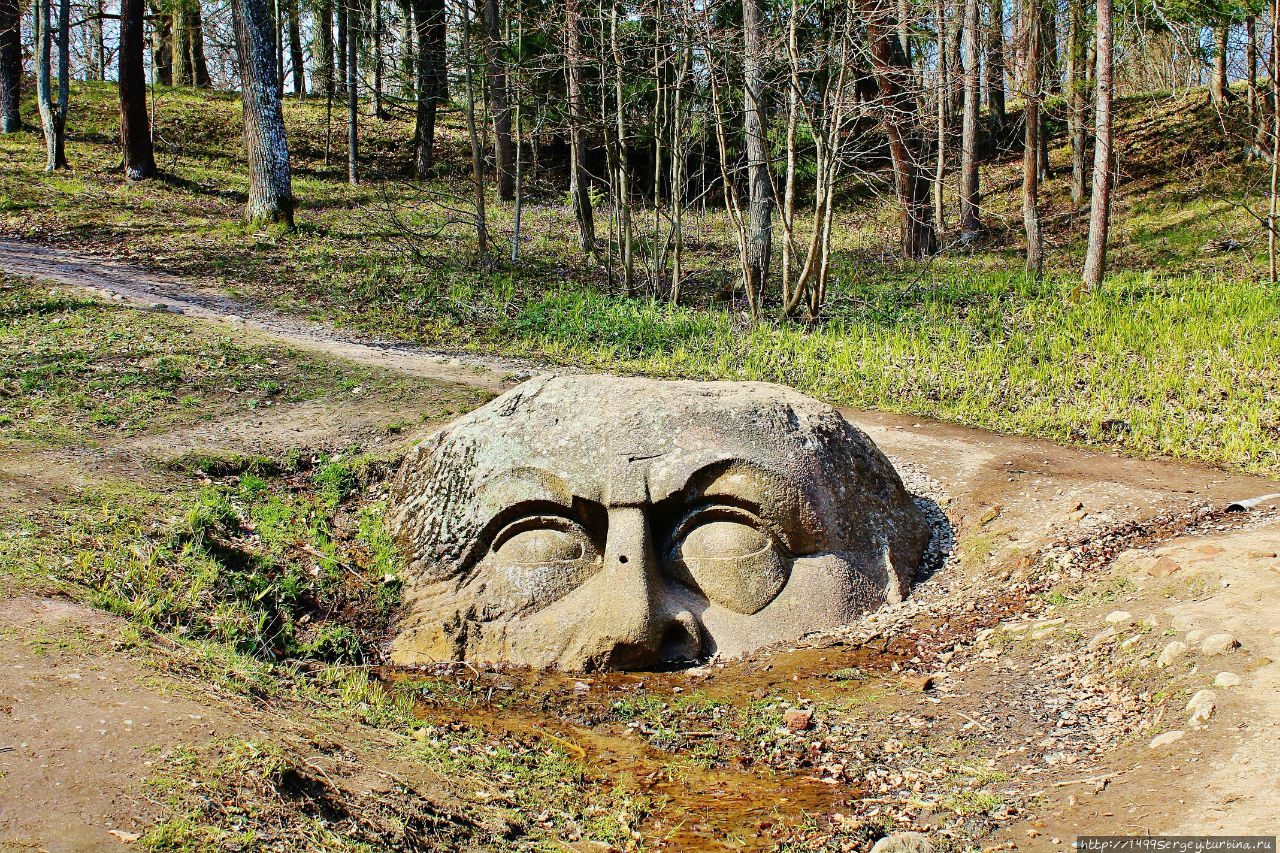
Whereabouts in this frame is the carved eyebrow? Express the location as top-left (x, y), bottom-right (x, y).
top-left (671, 460), bottom-right (816, 554)
top-left (473, 467), bottom-right (575, 527)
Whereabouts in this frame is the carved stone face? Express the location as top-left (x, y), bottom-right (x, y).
top-left (389, 375), bottom-right (929, 671)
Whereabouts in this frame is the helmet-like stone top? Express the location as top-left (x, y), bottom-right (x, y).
top-left (389, 375), bottom-right (930, 671)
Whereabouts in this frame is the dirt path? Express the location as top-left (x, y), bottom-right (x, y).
top-left (0, 238), bottom-right (536, 393)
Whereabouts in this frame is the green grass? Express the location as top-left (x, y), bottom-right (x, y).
top-left (2, 81), bottom-right (1279, 476)
top-left (0, 275), bottom-right (429, 449)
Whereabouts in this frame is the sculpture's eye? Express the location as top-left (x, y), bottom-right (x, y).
top-left (482, 515), bottom-right (603, 615)
top-left (666, 506), bottom-right (789, 615)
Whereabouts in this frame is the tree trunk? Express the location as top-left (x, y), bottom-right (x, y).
top-left (1247, 16), bottom-right (1258, 119)
top-left (347, 0), bottom-right (359, 182)
top-left (0, 0), bottom-right (20, 133)
top-left (860, 0), bottom-right (937, 258)
top-left (934, 0), bottom-right (949, 233)
top-left (315, 0), bottom-right (334, 97)
top-left (150, 1), bottom-right (172, 86)
top-left (1022, 0), bottom-right (1042, 276)
top-left (743, 0), bottom-right (773, 295)
top-left (232, 0), bottom-right (296, 225)
top-left (337, 0), bottom-right (348, 96)
top-left (986, 0), bottom-right (1006, 133)
top-left (1210, 24), bottom-right (1229, 105)
top-left (189, 0), bottom-right (212, 87)
top-left (566, 0), bottom-right (596, 255)
top-left (460, 0), bottom-right (489, 258)
top-left (1082, 0), bottom-right (1113, 287)
top-left (90, 0), bottom-right (105, 80)
top-left (411, 0), bottom-right (444, 176)
top-left (485, 0), bottom-right (514, 200)
top-left (35, 0), bottom-right (69, 171)
top-left (399, 0), bottom-right (414, 88)
top-left (1042, 0), bottom-right (1059, 93)
top-left (610, 5), bottom-right (634, 294)
top-left (371, 0), bottom-right (384, 116)
top-left (172, 1), bottom-right (192, 85)
top-left (288, 0), bottom-right (306, 94)
top-left (959, 0), bottom-right (983, 238)
top-left (1068, 0), bottom-right (1088, 206)
top-left (120, 0), bottom-right (156, 180)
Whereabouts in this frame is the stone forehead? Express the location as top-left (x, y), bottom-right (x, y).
top-left (422, 376), bottom-right (872, 514)
top-left (446, 374), bottom-right (855, 483)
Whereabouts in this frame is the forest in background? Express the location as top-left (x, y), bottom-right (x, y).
top-left (1, 0), bottom-right (1279, 475)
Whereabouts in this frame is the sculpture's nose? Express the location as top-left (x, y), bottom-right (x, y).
top-left (589, 506), bottom-right (701, 670)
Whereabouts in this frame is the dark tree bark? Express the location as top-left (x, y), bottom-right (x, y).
top-left (288, 0), bottom-right (305, 94)
top-left (35, 0), bottom-right (70, 171)
top-left (860, 0), bottom-right (937, 258)
top-left (1082, 0), bottom-right (1112, 287)
top-left (959, 0), bottom-right (983, 238)
top-left (336, 0), bottom-right (348, 96)
top-left (189, 0), bottom-right (212, 86)
top-left (120, 0), bottom-right (156, 180)
top-left (231, 0), bottom-right (296, 225)
top-left (411, 0), bottom-right (445, 176)
top-left (743, 0), bottom-right (773, 293)
top-left (986, 0), bottom-right (1006, 132)
top-left (0, 0), bottom-right (20, 133)
top-left (485, 0), bottom-right (515, 200)
top-left (315, 0), bottom-right (335, 96)
top-left (566, 0), bottom-right (596, 255)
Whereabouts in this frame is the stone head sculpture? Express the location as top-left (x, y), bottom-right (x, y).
top-left (389, 375), bottom-right (929, 671)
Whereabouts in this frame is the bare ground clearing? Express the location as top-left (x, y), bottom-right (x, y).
top-left (1, 243), bottom-right (1278, 851)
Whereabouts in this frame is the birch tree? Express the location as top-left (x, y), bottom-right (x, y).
top-left (35, 0), bottom-right (70, 171)
top-left (1082, 0), bottom-right (1113, 287)
top-left (232, 0), bottom-right (297, 225)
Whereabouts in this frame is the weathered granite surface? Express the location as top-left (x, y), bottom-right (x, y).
top-left (389, 375), bottom-right (930, 670)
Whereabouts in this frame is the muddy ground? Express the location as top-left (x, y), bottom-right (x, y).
top-left (1, 242), bottom-right (1278, 852)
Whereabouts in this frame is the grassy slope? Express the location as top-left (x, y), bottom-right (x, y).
top-left (1, 82), bottom-right (1277, 476)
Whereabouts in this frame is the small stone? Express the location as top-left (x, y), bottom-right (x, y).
top-left (1186, 628), bottom-right (1213, 645)
top-left (1087, 628), bottom-right (1119, 650)
top-left (1201, 633), bottom-right (1240, 656)
top-left (1214, 672), bottom-right (1242, 688)
top-left (1149, 730), bottom-right (1185, 748)
top-left (901, 674), bottom-right (935, 692)
top-left (783, 708), bottom-right (814, 732)
top-left (1147, 556), bottom-right (1182, 578)
top-left (1157, 641), bottom-right (1189, 668)
top-left (108, 830), bottom-right (141, 843)
top-left (1105, 610), bottom-right (1134, 625)
top-left (1186, 690), bottom-right (1216, 725)
top-left (870, 832), bottom-right (935, 853)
